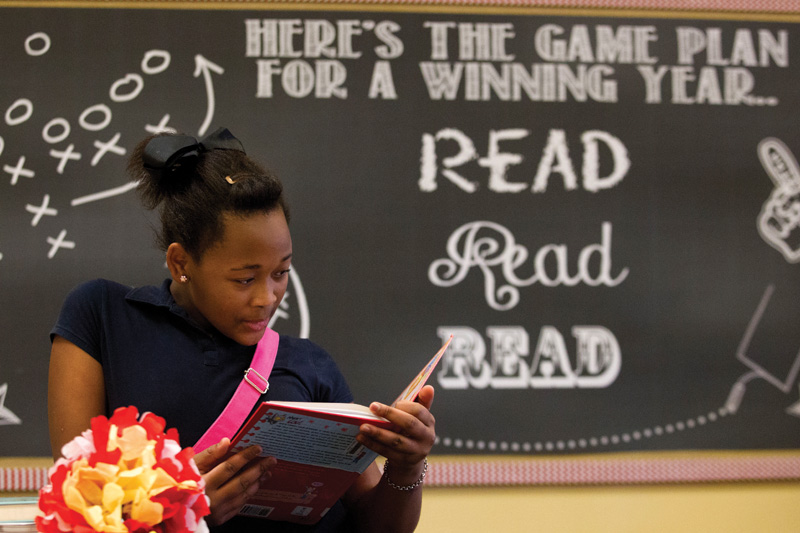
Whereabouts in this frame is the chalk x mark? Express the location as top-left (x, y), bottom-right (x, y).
top-left (146, 114), bottom-right (177, 135)
top-left (4, 155), bottom-right (35, 185)
top-left (26, 194), bottom-right (58, 226)
top-left (47, 229), bottom-right (75, 258)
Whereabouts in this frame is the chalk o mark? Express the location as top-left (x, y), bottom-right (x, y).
top-left (0, 136), bottom-right (4, 158)
top-left (5, 99), bottom-right (33, 126)
top-left (79, 104), bottom-right (112, 132)
top-left (110, 73), bottom-right (144, 103)
top-left (142, 50), bottom-right (170, 75)
top-left (25, 32), bottom-right (50, 56)
top-left (42, 117), bottom-right (70, 144)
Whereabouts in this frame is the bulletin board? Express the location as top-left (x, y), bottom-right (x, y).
top-left (0, 0), bottom-right (798, 486)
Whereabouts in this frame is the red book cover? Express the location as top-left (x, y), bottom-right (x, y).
top-left (230, 337), bottom-right (452, 524)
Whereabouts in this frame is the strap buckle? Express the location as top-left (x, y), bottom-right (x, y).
top-left (244, 367), bottom-right (269, 394)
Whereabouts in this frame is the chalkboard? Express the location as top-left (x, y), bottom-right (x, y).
top-left (0, 4), bottom-right (798, 460)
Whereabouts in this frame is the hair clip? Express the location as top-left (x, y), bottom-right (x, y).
top-left (225, 176), bottom-right (236, 185)
top-left (143, 128), bottom-right (245, 181)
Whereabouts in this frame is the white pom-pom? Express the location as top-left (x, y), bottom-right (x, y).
top-left (60, 433), bottom-right (96, 460)
top-left (195, 518), bottom-right (210, 533)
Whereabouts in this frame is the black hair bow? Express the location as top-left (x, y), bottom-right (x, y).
top-left (143, 127), bottom-right (245, 179)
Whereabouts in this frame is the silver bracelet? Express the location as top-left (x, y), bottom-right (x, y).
top-left (382, 458), bottom-right (428, 491)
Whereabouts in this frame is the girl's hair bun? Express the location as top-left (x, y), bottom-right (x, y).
top-left (129, 128), bottom-right (288, 258)
top-left (132, 128), bottom-right (246, 209)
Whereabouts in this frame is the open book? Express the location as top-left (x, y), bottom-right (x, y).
top-left (229, 336), bottom-right (453, 525)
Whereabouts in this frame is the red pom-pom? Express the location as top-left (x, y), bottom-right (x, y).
top-left (37, 406), bottom-right (209, 532)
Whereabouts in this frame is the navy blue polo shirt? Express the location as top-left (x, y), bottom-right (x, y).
top-left (51, 278), bottom-right (355, 532)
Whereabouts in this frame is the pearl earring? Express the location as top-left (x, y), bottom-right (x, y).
top-left (180, 275), bottom-right (188, 283)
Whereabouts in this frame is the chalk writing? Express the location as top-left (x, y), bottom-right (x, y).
top-left (419, 128), bottom-right (629, 193)
top-left (435, 325), bottom-right (621, 389)
top-left (429, 221), bottom-right (628, 310)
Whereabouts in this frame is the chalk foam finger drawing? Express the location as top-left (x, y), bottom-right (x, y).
top-left (757, 138), bottom-right (800, 263)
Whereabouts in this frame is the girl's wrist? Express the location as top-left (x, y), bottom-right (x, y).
top-left (382, 458), bottom-right (428, 491)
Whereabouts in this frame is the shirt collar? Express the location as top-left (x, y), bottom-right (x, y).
top-left (125, 278), bottom-right (192, 320)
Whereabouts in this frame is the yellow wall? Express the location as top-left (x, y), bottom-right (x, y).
top-left (4, 456), bottom-right (800, 531)
top-left (6, 482), bottom-right (800, 531)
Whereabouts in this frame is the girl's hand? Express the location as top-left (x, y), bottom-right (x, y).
top-left (356, 385), bottom-right (436, 485)
top-left (192, 438), bottom-right (277, 526)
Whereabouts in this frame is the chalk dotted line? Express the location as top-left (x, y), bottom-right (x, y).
top-left (435, 405), bottom-right (731, 453)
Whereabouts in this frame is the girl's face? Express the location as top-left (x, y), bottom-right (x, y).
top-left (180, 209), bottom-right (292, 346)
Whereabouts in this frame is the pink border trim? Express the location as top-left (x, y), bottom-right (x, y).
top-left (424, 455), bottom-right (800, 486)
top-left (3, 454), bottom-right (799, 491)
top-left (0, 467), bottom-right (49, 492)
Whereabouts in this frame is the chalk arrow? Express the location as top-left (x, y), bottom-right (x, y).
top-left (193, 55), bottom-right (225, 137)
top-left (0, 383), bottom-right (22, 425)
top-left (786, 384), bottom-right (800, 418)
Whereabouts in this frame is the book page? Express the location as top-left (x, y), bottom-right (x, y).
top-left (234, 408), bottom-right (378, 473)
top-left (266, 402), bottom-right (386, 422)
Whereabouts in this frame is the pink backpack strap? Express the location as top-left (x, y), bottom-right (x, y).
top-left (193, 328), bottom-right (280, 453)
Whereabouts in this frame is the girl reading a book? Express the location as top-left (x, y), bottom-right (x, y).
top-left (48, 128), bottom-right (435, 532)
